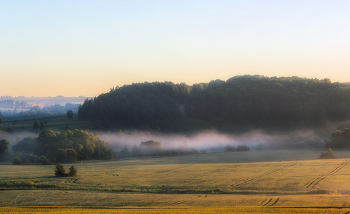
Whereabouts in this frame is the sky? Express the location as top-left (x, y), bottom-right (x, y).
top-left (1, 0), bottom-right (350, 97)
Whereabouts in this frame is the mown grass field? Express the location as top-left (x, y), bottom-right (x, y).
top-left (2, 150), bottom-right (350, 193)
top-left (2, 150), bottom-right (350, 213)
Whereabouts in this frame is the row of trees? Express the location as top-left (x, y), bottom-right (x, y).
top-left (185, 76), bottom-right (350, 130)
top-left (78, 75), bottom-right (350, 132)
top-left (78, 82), bottom-right (191, 130)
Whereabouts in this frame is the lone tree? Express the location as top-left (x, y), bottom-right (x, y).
top-left (55, 163), bottom-right (68, 177)
top-left (0, 117), bottom-right (2, 123)
top-left (67, 110), bottom-right (73, 119)
top-left (69, 165), bottom-right (78, 177)
top-left (33, 121), bottom-right (39, 130)
top-left (320, 148), bottom-right (336, 159)
top-left (0, 139), bottom-right (9, 162)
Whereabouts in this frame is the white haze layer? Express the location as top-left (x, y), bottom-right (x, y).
top-left (97, 129), bottom-right (319, 151)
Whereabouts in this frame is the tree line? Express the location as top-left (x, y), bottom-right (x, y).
top-left (78, 75), bottom-right (350, 132)
top-left (78, 82), bottom-right (189, 130)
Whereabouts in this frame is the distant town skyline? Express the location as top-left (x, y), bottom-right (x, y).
top-left (1, 1), bottom-right (350, 97)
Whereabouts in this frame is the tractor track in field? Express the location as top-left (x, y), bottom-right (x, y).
top-left (304, 160), bottom-right (348, 188)
top-left (259, 198), bottom-right (268, 206)
top-left (260, 197), bottom-right (279, 206)
top-left (65, 178), bottom-right (78, 183)
top-left (233, 162), bottom-right (297, 187)
top-left (269, 198), bottom-right (279, 206)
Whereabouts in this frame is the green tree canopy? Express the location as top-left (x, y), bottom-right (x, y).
top-left (12, 129), bottom-right (114, 163)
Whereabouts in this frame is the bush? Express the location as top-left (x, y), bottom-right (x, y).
top-left (320, 148), bottom-right (336, 159)
top-left (12, 157), bottom-right (22, 165)
top-left (55, 163), bottom-right (68, 177)
top-left (69, 165), bottom-right (77, 177)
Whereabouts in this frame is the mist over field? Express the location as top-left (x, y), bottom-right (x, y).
top-left (97, 129), bottom-right (329, 152)
top-left (2, 118), bottom-right (350, 154)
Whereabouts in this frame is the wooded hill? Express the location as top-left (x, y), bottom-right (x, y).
top-left (78, 75), bottom-right (350, 132)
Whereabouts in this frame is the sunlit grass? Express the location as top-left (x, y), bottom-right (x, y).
top-left (1, 151), bottom-right (350, 194)
top-left (2, 207), bottom-right (350, 214)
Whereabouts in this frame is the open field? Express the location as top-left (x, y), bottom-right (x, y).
top-left (2, 150), bottom-right (350, 213)
top-left (2, 150), bottom-right (350, 194)
top-left (2, 190), bottom-right (350, 213)
top-left (2, 207), bottom-right (350, 214)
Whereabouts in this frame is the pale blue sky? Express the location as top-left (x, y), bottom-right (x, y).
top-left (1, 1), bottom-right (350, 96)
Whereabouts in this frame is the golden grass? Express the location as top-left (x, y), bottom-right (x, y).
top-left (1, 207), bottom-right (350, 214)
top-left (1, 151), bottom-right (350, 194)
top-left (1, 190), bottom-right (350, 208)
top-left (2, 151), bottom-right (350, 212)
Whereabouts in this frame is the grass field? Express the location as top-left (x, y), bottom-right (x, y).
top-left (2, 150), bottom-right (350, 213)
top-left (2, 207), bottom-right (350, 214)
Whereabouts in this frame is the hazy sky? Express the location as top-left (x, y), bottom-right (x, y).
top-left (1, 1), bottom-right (350, 97)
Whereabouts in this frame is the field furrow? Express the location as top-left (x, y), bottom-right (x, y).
top-left (305, 160), bottom-right (349, 188)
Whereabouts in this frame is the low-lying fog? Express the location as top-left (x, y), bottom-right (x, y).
top-left (4, 118), bottom-right (350, 152)
top-left (97, 129), bottom-right (328, 152)
top-left (96, 120), bottom-right (350, 151)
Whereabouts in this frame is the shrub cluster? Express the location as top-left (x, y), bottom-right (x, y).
top-left (55, 163), bottom-right (77, 177)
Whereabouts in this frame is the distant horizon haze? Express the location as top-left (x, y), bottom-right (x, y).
top-left (0, 74), bottom-right (347, 98)
top-left (1, 1), bottom-right (350, 97)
